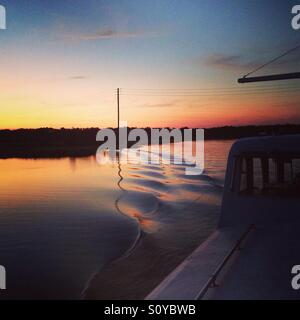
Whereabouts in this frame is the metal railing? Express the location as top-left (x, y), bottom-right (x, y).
top-left (196, 224), bottom-right (255, 300)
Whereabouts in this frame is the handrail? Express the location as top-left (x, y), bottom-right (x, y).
top-left (196, 224), bottom-right (255, 300)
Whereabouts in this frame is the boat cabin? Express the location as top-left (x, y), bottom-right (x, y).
top-left (220, 135), bottom-right (300, 228)
top-left (146, 134), bottom-right (300, 300)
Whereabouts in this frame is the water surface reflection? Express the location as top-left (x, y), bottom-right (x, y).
top-left (0, 140), bottom-right (234, 299)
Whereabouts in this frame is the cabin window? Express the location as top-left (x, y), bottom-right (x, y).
top-left (239, 157), bottom-right (263, 193)
top-left (234, 156), bottom-right (300, 197)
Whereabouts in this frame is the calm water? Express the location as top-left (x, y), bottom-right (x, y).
top-left (0, 140), bottom-right (234, 299)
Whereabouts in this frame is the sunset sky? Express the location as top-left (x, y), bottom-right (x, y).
top-left (0, 0), bottom-right (299, 129)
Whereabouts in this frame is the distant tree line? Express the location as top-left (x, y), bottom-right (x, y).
top-left (0, 124), bottom-right (300, 158)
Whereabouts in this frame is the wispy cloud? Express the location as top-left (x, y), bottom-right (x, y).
top-left (62, 29), bottom-right (156, 42)
top-left (137, 100), bottom-right (179, 109)
top-left (204, 54), bottom-right (256, 70)
top-left (204, 50), bottom-right (300, 71)
top-left (67, 75), bottom-right (89, 80)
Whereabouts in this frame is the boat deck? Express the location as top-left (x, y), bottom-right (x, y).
top-left (147, 220), bottom-right (300, 300)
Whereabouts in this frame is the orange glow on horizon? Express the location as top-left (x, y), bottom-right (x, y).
top-left (1, 91), bottom-right (299, 130)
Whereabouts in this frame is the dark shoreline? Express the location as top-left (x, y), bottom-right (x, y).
top-left (0, 124), bottom-right (300, 158)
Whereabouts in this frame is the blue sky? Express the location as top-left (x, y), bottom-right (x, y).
top-left (0, 0), bottom-right (299, 128)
